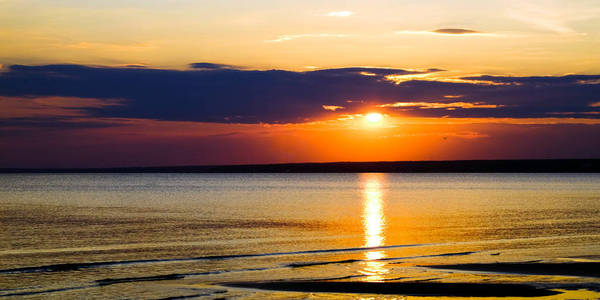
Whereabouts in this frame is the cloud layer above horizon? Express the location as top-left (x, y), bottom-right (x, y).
top-left (1, 63), bottom-right (599, 126)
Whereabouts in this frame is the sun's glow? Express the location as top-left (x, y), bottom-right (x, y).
top-left (365, 112), bottom-right (383, 123)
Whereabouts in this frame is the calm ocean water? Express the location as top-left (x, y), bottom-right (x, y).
top-left (1, 173), bottom-right (599, 299)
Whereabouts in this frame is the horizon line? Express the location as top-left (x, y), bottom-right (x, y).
top-left (2, 158), bottom-right (599, 173)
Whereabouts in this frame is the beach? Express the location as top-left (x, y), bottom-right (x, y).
top-left (1, 173), bottom-right (599, 298)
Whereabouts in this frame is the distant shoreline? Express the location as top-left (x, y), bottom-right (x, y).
top-left (1, 159), bottom-right (599, 173)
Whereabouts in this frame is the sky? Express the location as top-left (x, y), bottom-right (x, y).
top-left (1, 0), bottom-right (599, 167)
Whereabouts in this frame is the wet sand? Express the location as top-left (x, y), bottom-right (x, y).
top-left (424, 262), bottom-right (600, 278)
top-left (224, 262), bottom-right (600, 297)
top-left (224, 281), bottom-right (561, 297)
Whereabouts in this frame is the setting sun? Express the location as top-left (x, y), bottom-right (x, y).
top-left (366, 113), bottom-right (383, 123)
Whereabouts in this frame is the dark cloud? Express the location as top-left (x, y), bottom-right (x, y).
top-left (308, 67), bottom-right (444, 77)
top-left (0, 63), bottom-right (598, 124)
top-left (0, 117), bottom-right (126, 130)
top-left (123, 64), bottom-right (148, 68)
top-left (189, 62), bottom-right (240, 70)
top-left (432, 28), bottom-right (481, 34)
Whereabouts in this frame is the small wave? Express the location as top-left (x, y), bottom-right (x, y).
top-left (0, 267), bottom-right (257, 297)
top-left (96, 267), bottom-right (272, 287)
top-left (96, 274), bottom-right (186, 286)
top-left (380, 276), bottom-right (410, 281)
top-left (0, 286), bottom-right (42, 292)
top-left (313, 274), bottom-right (368, 281)
top-left (0, 243), bottom-right (431, 274)
top-left (286, 251), bottom-right (477, 268)
top-left (287, 259), bottom-right (361, 268)
top-left (0, 285), bottom-right (94, 298)
top-left (150, 291), bottom-right (226, 300)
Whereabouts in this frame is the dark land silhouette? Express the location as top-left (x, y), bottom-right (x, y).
top-left (2, 159), bottom-right (599, 173)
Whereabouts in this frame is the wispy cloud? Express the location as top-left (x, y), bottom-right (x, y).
top-left (325, 11), bottom-right (354, 17)
top-left (322, 105), bottom-right (344, 111)
top-left (265, 33), bottom-right (354, 43)
top-left (395, 29), bottom-right (496, 37)
top-left (578, 79), bottom-right (600, 85)
top-left (506, 0), bottom-right (591, 35)
top-left (391, 131), bottom-right (489, 139)
top-left (384, 73), bottom-right (510, 86)
top-left (432, 28), bottom-right (481, 35)
top-left (377, 101), bottom-right (502, 110)
top-left (0, 96), bottom-right (121, 119)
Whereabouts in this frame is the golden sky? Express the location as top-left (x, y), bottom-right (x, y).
top-left (0, 0), bottom-right (599, 167)
top-left (2, 0), bottom-right (599, 75)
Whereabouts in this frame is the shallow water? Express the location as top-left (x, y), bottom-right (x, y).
top-left (1, 173), bottom-right (599, 299)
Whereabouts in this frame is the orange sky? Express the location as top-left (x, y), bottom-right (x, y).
top-left (1, 112), bottom-right (598, 167)
top-left (0, 0), bottom-right (599, 167)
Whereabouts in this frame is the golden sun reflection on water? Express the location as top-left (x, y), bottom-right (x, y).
top-left (360, 173), bottom-right (389, 281)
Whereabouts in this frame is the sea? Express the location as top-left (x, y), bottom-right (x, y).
top-left (1, 173), bottom-right (599, 299)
